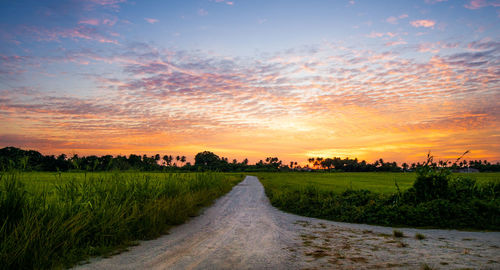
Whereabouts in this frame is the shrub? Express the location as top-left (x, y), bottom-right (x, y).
top-left (413, 154), bottom-right (450, 202)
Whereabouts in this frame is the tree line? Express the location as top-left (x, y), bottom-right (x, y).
top-left (1, 146), bottom-right (499, 172)
top-left (306, 156), bottom-right (500, 172)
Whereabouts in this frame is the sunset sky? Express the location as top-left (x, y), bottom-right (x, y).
top-left (1, 0), bottom-right (499, 164)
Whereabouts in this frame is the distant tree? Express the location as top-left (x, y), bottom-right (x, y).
top-left (194, 151), bottom-right (221, 171)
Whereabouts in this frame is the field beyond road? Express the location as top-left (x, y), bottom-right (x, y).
top-left (255, 172), bottom-right (500, 194)
top-left (258, 171), bottom-right (500, 230)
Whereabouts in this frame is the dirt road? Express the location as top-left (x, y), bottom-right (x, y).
top-left (77, 176), bottom-right (500, 269)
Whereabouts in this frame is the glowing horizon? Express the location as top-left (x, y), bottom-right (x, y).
top-left (1, 0), bottom-right (499, 165)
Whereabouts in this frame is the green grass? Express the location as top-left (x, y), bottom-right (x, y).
top-left (256, 172), bottom-right (499, 194)
top-left (258, 172), bottom-right (500, 230)
top-left (0, 171), bottom-right (244, 269)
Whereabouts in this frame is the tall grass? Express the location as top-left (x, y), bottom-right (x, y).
top-left (0, 172), bottom-right (242, 269)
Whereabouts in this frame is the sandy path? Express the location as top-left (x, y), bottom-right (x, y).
top-left (76, 176), bottom-right (500, 270)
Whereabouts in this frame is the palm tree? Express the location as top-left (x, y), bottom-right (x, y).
top-left (402, 163), bottom-right (408, 172)
top-left (315, 157), bottom-right (323, 169)
top-left (308, 158), bottom-right (314, 165)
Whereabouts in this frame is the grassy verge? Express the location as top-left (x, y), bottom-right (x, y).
top-left (258, 171), bottom-right (499, 230)
top-left (0, 172), bottom-right (243, 269)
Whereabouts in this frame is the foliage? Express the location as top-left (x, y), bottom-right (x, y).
top-left (0, 172), bottom-right (243, 269)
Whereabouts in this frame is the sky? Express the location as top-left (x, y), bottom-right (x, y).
top-left (0, 0), bottom-right (499, 165)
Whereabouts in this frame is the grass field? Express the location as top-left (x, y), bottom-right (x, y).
top-left (256, 172), bottom-right (500, 194)
top-left (0, 171), bottom-right (244, 270)
top-left (258, 172), bottom-right (500, 230)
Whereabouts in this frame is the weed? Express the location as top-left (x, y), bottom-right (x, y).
top-left (349, 257), bottom-right (367, 263)
top-left (305, 249), bottom-right (328, 258)
top-left (415, 233), bottom-right (425, 240)
top-left (421, 263), bottom-right (435, 270)
top-left (393, 230), bottom-right (404, 238)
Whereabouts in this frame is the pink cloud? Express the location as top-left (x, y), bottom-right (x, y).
top-left (464, 0), bottom-right (500, 9)
top-left (84, 0), bottom-right (127, 11)
top-left (425, 0), bottom-right (448, 3)
top-left (386, 14), bottom-right (408, 24)
top-left (385, 40), bottom-right (407, 46)
top-left (226, 1), bottom-right (234, 5)
top-left (102, 18), bottom-right (117, 26)
top-left (79, 19), bottom-right (100, 26)
top-left (410, 20), bottom-right (436, 28)
top-left (367, 31), bottom-right (397, 38)
top-left (198, 8), bottom-right (208, 16)
top-left (88, 0), bottom-right (126, 6)
top-left (144, 18), bottom-right (159, 24)
top-left (386, 16), bottom-right (398, 24)
top-left (24, 25), bottom-right (118, 44)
